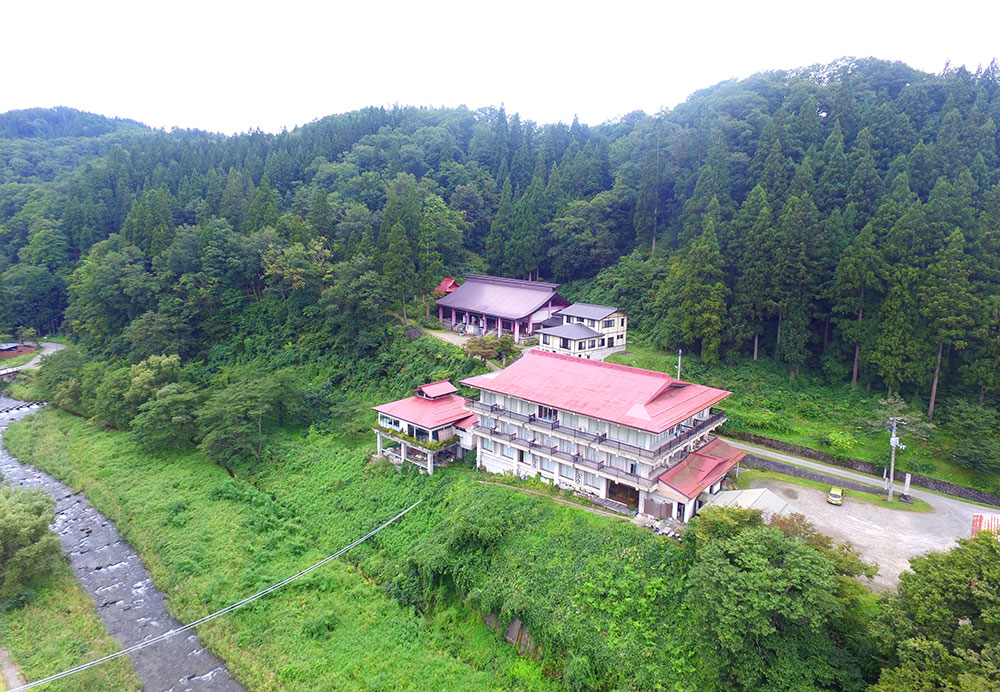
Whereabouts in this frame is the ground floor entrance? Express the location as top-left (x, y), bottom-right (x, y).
top-left (607, 481), bottom-right (640, 510)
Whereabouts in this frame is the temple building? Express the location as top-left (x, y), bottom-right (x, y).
top-left (435, 274), bottom-right (568, 341)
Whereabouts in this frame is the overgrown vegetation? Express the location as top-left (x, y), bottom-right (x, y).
top-left (0, 564), bottom-right (141, 692)
top-left (609, 340), bottom-right (1000, 492)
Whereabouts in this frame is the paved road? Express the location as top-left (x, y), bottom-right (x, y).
top-left (21, 341), bottom-right (65, 370)
top-left (0, 398), bottom-right (244, 692)
top-left (726, 437), bottom-right (985, 590)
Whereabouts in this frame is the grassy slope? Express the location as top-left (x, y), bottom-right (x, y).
top-left (608, 340), bottom-right (993, 490)
top-left (4, 399), bottom-right (706, 692)
top-left (3, 410), bottom-right (564, 692)
top-left (0, 565), bottom-right (141, 691)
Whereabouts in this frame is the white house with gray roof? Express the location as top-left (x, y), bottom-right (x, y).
top-left (535, 303), bottom-right (627, 360)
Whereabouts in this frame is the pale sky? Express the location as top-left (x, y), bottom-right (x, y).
top-left (2, 1), bottom-right (998, 135)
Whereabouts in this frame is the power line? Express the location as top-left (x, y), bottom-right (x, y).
top-left (9, 500), bottom-right (422, 692)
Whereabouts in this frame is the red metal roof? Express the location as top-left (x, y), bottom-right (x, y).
top-left (460, 351), bottom-right (732, 433)
top-left (971, 513), bottom-right (1000, 539)
top-left (657, 438), bottom-right (745, 499)
top-left (435, 277), bottom-right (459, 293)
top-left (454, 414), bottom-right (476, 430)
top-left (436, 274), bottom-right (568, 320)
top-left (373, 393), bottom-right (472, 430)
top-left (417, 380), bottom-right (458, 398)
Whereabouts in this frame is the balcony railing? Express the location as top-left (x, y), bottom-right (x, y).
top-left (466, 399), bottom-right (726, 463)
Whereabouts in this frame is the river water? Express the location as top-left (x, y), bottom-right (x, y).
top-left (0, 397), bottom-right (245, 692)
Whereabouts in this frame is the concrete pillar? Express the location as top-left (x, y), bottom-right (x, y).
top-left (400, 442), bottom-right (407, 464)
top-left (464, 312), bottom-right (469, 325)
top-left (427, 450), bottom-right (434, 475)
top-left (514, 321), bottom-right (520, 342)
top-left (376, 430), bottom-right (383, 455)
top-left (438, 305), bottom-right (443, 323)
top-left (451, 308), bottom-right (456, 325)
top-left (476, 436), bottom-right (483, 469)
top-left (480, 314), bottom-right (486, 333)
top-left (599, 476), bottom-right (608, 499)
top-left (497, 318), bottom-right (502, 337)
top-left (638, 490), bottom-right (647, 516)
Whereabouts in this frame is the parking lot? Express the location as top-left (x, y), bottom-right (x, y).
top-left (746, 477), bottom-right (982, 591)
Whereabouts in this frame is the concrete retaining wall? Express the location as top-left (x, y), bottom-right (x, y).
top-left (725, 430), bottom-right (1000, 507)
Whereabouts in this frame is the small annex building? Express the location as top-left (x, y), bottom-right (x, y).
top-left (435, 274), bottom-right (569, 342)
top-left (535, 302), bottom-right (628, 360)
top-left (373, 380), bottom-right (475, 474)
top-left (704, 487), bottom-right (789, 517)
top-left (434, 277), bottom-right (459, 294)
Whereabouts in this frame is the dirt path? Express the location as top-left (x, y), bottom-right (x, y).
top-left (0, 399), bottom-right (245, 692)
top-left (21, 342), bottom-right (65, 370)
top-left (477, 480), bottom-right (628, 520)
top-left (424, 328), bottom-right (472, 348)
top-left (0, 645), bottom-right (27, 691)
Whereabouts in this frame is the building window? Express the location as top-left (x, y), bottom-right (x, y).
top-left (560, 338), bottom-right (570, 350)
top-left (542, 334), bottom-right (550, 345)
top-left (538, 405), bottom-right (558, 421)
top-left (620, 318), bottom-right (625, 327)
top-left (603, 319), bottom-right (614, 328)
top-left (584, 471), bottom-right (599, 488)
top-left (588, 339), bottom-right (596, 349)
top-left (481, 438), bottom-right (495, 452)
top-left (598, 338), bottom-right (605, 347)
top-left (617, 334), bottom-right (623, 340)
top-left (559, 463), bottom-right (573, 478)
top-left (503, 445), bottom-right (514, 458)
top-left (541, 457), bottom-right (556, 473)
top-left (587, 319), bottom-right (595, 327)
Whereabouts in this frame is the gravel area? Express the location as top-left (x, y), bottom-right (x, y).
top-left (747, 476), bottom-right (977, 591)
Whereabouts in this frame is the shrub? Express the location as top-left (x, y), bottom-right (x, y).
top-left (0, 486), bottom-right (63, 600)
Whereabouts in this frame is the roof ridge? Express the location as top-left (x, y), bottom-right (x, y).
top-left (529, 349), bottom-right (674, 380)
top-left (464, 274), bottom-right (560, 291)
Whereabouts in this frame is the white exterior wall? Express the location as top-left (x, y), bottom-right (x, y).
top-left (535, 311), bottom-right (629, 361)
top-left (471, 390), bottom-right (728, 519)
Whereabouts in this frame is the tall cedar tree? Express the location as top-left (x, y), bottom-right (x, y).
top-left (383, 222), bottom-right (416, 324)
top-left (832, 225), bottom-right (885, 386)
top-left (920, 229), bottom-right (978, 420)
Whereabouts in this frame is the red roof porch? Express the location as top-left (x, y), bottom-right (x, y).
top-left (656, 438), bottom-right (745, 500)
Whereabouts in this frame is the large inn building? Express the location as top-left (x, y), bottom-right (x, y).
top-left (377, 350), bottom-right (744, 522)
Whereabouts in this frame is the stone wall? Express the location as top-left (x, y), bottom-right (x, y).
top-left (740, 454), bottom-right (883, 495)
top-left (725, 430), bottom-right (1000, 507)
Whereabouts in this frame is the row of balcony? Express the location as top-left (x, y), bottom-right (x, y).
top-left (466, 399), bottom-right (726, 463)
top-left (473, 425), bottom-right (676, 490)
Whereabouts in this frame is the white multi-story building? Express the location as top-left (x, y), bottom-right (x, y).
top-left (534, 303), bottom-right (628, 360)
top-left (460, 350), bottom-right (744, 522)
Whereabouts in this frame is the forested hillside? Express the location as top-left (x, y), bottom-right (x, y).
top-left (3, 56), bottom-right (1000, 418)
top-left (5, 56), bottom-right (1000, 692)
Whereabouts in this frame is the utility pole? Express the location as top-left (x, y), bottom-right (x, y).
top-left (888, 417), bottom-right (906, 502)
top-left (676, 349), bottom-right (682, 380)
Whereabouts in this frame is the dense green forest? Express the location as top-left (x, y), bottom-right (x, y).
top-left (3, 57), bottom-right (1000, 691)
top-left (4, 58), bottom-right (1000, 419)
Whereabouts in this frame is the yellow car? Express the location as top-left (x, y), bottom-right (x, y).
top-left (826, 487), bottom-right (844, 505)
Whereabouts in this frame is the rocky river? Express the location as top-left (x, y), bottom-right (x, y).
top-left (0, 397), bottom-right (245, 692)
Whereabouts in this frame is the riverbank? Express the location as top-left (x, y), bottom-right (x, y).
top-left (0, 400), bottom-right (242, 692)
top-left (4, 407), bottom-right (560, 692)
